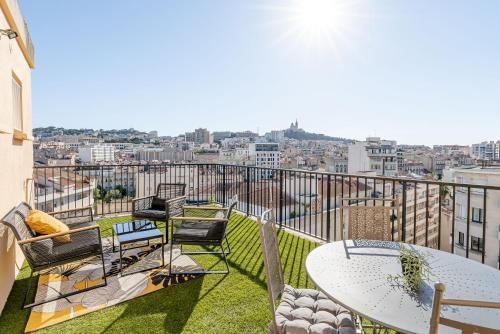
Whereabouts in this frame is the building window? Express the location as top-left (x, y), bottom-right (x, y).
top-left (458, 232), bottom-right (464, 246)
top-left (12, 74), bottom-right (23, 130)
top-left (472, 208), bottom-right (484, 223)
top-left (470, 236), bottom-right (483, 252)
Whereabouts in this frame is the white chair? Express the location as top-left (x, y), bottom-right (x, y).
top-left (258, 209), bottom-right (355, 334)
top-left (429, 283), bottom-right (500, 334)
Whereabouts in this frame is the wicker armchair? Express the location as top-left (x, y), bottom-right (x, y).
top-left (0, 202), bottom-right (106, 309)
top-left (132, 183), bottom-right (186, 228)
top-left (258, 210), bottom-right (355, 334)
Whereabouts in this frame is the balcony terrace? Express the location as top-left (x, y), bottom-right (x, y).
top-left (1, 163), bottom-right (500, 333)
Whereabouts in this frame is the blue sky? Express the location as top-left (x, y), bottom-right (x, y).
top-left (22, 0), bottom-right (500, 145)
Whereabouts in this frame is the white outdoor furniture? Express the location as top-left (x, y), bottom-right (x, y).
top-left (259, 210), bottom-right (356, 334)
top-left (305, 240), bottom-right (500, 334)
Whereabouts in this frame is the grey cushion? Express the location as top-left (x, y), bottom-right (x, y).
top-left (274, 285), bottom-right (355, 334)
top-left (151, 197), bottom-right (166, 210)
top-left (173, 221), bottom-right (225, 242)
top-left (133, 209), bottom-right (166, 220)
top-left (26, 222), bottom-right (101, 270)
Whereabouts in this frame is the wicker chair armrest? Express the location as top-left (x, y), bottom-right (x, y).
top-left (132, 196), bottom-right (155, 212)
top-left (18, 225), bottom-right (100, 245)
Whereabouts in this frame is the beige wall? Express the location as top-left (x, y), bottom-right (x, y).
top-left (0, 0), bottom-right (33, 314)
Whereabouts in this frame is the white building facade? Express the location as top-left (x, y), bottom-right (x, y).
top-left (249, 142), bottom-right (280, 179)
top-left (348, 137), bottom-right (398, 176)
top-left (79, 144), bottom-right (115, 163)
top-left (444, 167), bottom-right (500, 269)
top-left (471, 141), bottom-right (500, 161)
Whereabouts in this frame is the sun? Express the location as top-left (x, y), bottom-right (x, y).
top-left (260, 0), bottom-right (367, 57)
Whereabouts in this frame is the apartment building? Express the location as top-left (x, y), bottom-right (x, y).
top-left (248, 142), bottom-right (280, 179)
top-left (471, 141), bottom-right (499, 161)
top-left (444, 167), bottom-right (500, 269)
top-left (400, 183), bottom-right (441, 248)
top-left (0, 0), bottom-right (35, 312)
top-left (80, 166), bottom-right (135, 192)
top-left (135, 147), bottom-right (194, 162)
top-left (325, 157), bottom-right (348, 174)
top-left (79, 144), bottom-right (115, 163)
top-left (264, 130), bottom-right (285, 142)
top-left (348, 137), bottom-right (398, 176)
top-left (218, 148), bottom-right (250, 165)
top-left (33, 169), bottom-right (96, 212)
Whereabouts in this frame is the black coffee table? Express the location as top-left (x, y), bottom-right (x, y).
top-left (112, 220), bottom-right (164, 276)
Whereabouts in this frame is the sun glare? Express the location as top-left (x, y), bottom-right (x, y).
top-left (261, 0), bottom-right (368, 58)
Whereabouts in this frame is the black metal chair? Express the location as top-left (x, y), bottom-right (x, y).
top-left (181, 195), bottom-right (238, 254)
top-left (132, 183), bottom-right (186, 241)
top-left (0, 203), bottom-right (106, 309)
top-left (168, 199), bottom-right (238, 275)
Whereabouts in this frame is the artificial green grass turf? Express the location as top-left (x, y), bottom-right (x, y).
top-left (0, 213), bottom-right (317, 333)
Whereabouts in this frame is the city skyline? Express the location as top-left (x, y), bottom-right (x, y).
top-left (22, 0), bottom-right (500, 145)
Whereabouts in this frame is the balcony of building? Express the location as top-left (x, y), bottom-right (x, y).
top-left (1, 163), bottom-right (500, 333)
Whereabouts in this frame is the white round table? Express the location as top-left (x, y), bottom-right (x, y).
top-left (305, 240), bottom-right (500, 334)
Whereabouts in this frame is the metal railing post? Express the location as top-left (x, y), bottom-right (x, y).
top-left (326, 174), bottom-right (331, 242)
top-left (401, 181), bottom-right (407, 242)
top-left (279, 169), bottom-right (284, 228)
top-left (222, 165), bottom-right (226, 206)
top-left (246, 166), bottom-right (250, 215)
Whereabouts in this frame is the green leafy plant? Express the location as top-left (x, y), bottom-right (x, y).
top-left (388, 244), bottom-right (432, 291)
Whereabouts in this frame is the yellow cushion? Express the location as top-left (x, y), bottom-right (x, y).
top-left (25, 210), bottom-right (71, 243)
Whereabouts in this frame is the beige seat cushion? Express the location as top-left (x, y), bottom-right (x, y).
top-left (274, 285), bottom-right (355, 334)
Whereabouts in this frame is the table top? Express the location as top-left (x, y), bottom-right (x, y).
top-left (305, 240), bottom-right (500, 334)
top-left (113, 220), bottom-right (162, 244)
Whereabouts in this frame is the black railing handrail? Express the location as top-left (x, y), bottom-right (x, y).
top-left (33, 163), bottom-right (500, 191)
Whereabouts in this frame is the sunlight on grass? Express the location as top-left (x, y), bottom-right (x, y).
top-left (0, 212), bottom-right (317, 334)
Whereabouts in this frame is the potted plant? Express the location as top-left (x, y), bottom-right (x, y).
top-left (389, 244), bottom-right (432, 292)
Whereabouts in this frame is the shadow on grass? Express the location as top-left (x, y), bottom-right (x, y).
top-left (194, 213), bottom-right (317, 291)
top-left (0, 213), bottom-right (318, 333)
top-left (98, 276), bottom-right (205, 334)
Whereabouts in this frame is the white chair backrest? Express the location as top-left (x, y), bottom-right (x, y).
top-left (429, 283), bottom-right (500, 334)
top-left (258, 209), bottom-right (284, 334)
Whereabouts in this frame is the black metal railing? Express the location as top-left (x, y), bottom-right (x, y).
top-left (33, 163), bottom-right (500, 269)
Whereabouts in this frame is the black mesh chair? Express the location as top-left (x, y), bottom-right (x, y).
top-left (168, 199), bottom-right (238, 275)
top-left (132, 183), bottom-right (186, 240)
top-left (0, 202), bottom-right (106, 309)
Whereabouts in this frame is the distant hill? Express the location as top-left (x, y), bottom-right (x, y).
top-left (33, 127), bottom-right (147, 138)
top-left (284, 128), bottom-right (352, 142)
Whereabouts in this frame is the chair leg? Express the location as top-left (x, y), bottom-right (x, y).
top-left (171, 243), bottom-right (229, 275)
top-left (100, 250), bottom-right (108, 286)
top-left (224, 235), bottom-right (231, 254)
top-left (23, 255), bottom-right (108, 309)
top-left (221, 243), bottom-right (230, 274)
top-left (22, 269), bottom-right (35, 310)
top-left (168, 239), bottom-right (174, 276)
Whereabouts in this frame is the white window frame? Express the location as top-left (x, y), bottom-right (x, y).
top-left (12, 73), bottom-right (23, 131)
